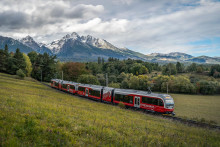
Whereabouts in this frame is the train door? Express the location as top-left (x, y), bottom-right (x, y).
top-left (67, 85), bottom-right (70, 92)
top-left (85, 88), bottom-right (89, 97)
top-left (134, 96), bottom-right (140, 108)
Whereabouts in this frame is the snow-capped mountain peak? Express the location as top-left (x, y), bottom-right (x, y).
top-left (80, 35), bottom-right (118, 50)
top-left (20, 35), bottom-right (35, 43)
top-left (20, 36), bottom-right (40, 50)
top-left (45, 32), bottom-right (120, 54)
top-left (62, 32), bottom-right (80, 40)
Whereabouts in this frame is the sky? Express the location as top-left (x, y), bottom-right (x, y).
top-left (0, 0), bottom-right (220, 57)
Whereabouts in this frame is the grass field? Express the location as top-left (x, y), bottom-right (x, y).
top-left (0, 73), bottom-right (220, 146)
top-left (171, 93), bottom-right (220, 125)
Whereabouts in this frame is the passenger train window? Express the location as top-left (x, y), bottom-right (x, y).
top-left (55, 82), bottom-right (59, 87)
top-left (78, 87), bottom-right (85, 92)
top-left (115, 94), bottom-right (133, 104)
top-left (158, 99), bottom-right (163, 106)
top-left (89, 89), bottom-right (100, 97)
top-left (62, 84), bottom-right (67, 89)
top-left (142, 97), bottom-right (163, 106)
top-left (70, 85), bottom-right (75, 90)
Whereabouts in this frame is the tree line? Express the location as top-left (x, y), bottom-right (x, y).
top-left (0, 45), bottom-right (57, 81)
top-left (1, 45), bottom-right (220, 95)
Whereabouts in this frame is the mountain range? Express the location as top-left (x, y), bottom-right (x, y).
top-left (0, 32), bottom-right (219, 64)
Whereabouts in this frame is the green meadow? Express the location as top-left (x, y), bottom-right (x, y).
top-left (0, 72), bottom-right (220, 146)
top-left (171, 93), bottom-right (220, 125)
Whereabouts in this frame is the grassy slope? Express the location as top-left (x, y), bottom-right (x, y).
top-left (171, 94), bottom-right (220, 125)
top-left (0, 73), bottom-right (220, 146)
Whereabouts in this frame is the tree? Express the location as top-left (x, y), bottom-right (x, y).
top-left (98, 57), bottom-right (101, 64)
top-left (152, 75), bottom-right (173, 92)
top-left (0, 49), bottom-right (5, 71)
top-left (187, 63), bottom-right (197, 72)
top-left (10, 48), bottom-right (26, 74)
top-left (31, 53), bottom-right (57, 81)
top-left (108, 82), bottom-right (120, 88)
top-left (196, 80), bottom-right (217, 95)
top-left (62, 62), bottom-right (89, 81)
top-left (162, 63), bottom-right (177, 75)
top-left (166, 76), bottom-right (196, 94)
top-left (28, 51), bottom-right (38, 64)
top-left (77, 74), bottom-right (100, 85)
top-left (23, 53), bottom-right (32, 76)
top-left (129, 63), bottom-right (148, 75)
top-left (138, 75), bottom-right (149, 91)
top-left (102, 58), bottom-right (105, 64)
top-left (196, 66), bottom-right (203, 73)
top-left (0, 44), bottom-right (10, 72)
top-left (210, 65), bottom-right (220, 77)
top-left (86, 62), bottom-right (102, 75)
top-left (96, 74), bottom-right (106, 86)
top-left (176, 62), bottom-right (184, 73)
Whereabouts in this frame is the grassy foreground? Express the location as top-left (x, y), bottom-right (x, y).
top-left (0, 73), bottom-right (220, 146)
top-left (171, 93), bottom-right (220, 125)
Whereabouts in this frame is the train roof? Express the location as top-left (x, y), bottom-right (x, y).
top-left (114, 88), bottom-right (172, 99)
top-left (51, 79), bottom-right (61, 82)
top-left (78, 83), bottom-right (103, 90)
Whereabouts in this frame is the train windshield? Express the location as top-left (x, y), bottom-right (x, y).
top-left (165, 99), bottom-right (174, 104)
top-left (165, 99), bottom-right (174, 109)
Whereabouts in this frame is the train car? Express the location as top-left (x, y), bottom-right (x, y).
top-left (113, 88), bottom-right (174, 114)
top-left (87, 85), bottom-right (103, 100)
top-left (77, 84), bottom-right (103, 100)
top-left (68, 81), bottom-right (79, 94)
top-left (51, 79), bottom-right (60, 89)
top-left (102, 87), bottom-right (114, 103)
top-left (60, 80), bottom-right (69, 92)
top-left (77, 84), bottom-right (88, 97)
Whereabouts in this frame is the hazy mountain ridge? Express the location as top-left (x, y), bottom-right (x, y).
top-left (0, 34), bottom-right (219, 64)
top-left (146, 52), bottom-right (220, 64)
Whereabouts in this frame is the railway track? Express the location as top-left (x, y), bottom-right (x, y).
top-left (41, 82), bottom-right (220, 131)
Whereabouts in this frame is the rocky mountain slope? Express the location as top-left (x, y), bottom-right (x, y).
top-left (0, 33), bottom-right (219, 64)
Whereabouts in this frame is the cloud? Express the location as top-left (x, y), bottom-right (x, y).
top-left (0, 0), bottom-right (219, 56)
top-left (0, 10), bottom-right (28, 29)
top-left (0, 1), bottom-right (104, 30)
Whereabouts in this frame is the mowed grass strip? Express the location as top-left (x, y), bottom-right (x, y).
top-left (0, 73), bottom-right (220, 146)
top-left (171, 93), bottom-right (220, 125)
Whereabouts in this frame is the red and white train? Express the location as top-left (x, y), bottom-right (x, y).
top-left (51, 79), bottom-right (175, 115)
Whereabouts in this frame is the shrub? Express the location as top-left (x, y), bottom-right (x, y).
top-left (196, 80), bottom-right (217, 95)
top-left (108, 82), bottom-right (120, 88)
top-left (16, 69), bottom-right (25, 79)
top-left (77, 74), bottom-right (100, 85)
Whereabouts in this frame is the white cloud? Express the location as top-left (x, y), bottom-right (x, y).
top-left (0, 0), bottom-right (219, 56)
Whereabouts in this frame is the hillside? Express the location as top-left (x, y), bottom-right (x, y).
top-left (0, 73), bottom-right (220, 146)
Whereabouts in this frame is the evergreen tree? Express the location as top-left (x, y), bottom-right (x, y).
top-left (13, 48), bottom-right (26, 73)
top-left (28, 51), bottom-right (38, 64)
top-left (176, 62), bottom-right (184, 73)
top-left (0, 44), bottom-right (9, 72)
top-left (0, 49), bottom-right (5, 71)
top-left (98, 57), bottom-right (101, 64)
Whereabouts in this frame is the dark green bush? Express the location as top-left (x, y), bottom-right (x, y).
top-left (16, 69), bottom-right (25, 79)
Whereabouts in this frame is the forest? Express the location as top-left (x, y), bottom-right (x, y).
top-left (0, 45), bottom-right (220, 95)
